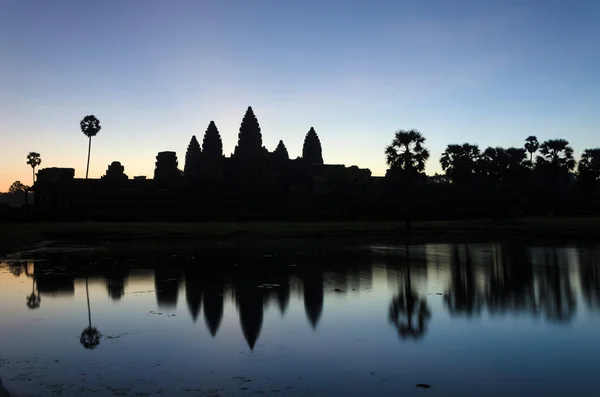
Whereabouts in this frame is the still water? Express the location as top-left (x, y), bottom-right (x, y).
top-left (1, 242), bottom-right (600, 396)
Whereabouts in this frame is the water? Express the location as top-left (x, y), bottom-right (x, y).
top-left (1, 242), bottom-right (600, 396)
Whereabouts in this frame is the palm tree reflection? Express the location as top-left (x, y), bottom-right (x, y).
top-left (26, 276), bottom-right (41, 310)
top-left (444, 245), bottom-right (482, 316)
top-left (388, 245), bottom-right (431, 340)
top-left (80, 277), bottom-right (101, 349)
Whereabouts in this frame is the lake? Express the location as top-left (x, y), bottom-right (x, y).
top-left (1, 241), bottom-right (599, 396)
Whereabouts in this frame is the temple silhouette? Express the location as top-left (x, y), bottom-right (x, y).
top-left (31, 106), bottom-right (374, 220)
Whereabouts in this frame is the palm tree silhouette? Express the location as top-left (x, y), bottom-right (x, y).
top-left (385, 129), bottom-right (430, 229)
top-left (80, 277), bottom-right (101, 349)
top-left (524, 136), bottom-right (539, 163)
top-left (80, 115), bottom-right (101, 179)
top-left (440, 143), bottom-right (481, 185)
top-left (26, 152), bottom-right (41, 185)
top-left (385, 130), bottom-right (430, 174)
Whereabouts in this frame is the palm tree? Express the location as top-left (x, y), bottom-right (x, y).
top-left (80, 115), bottom-right (101, 179)
top-left (524, 136), bottom-right (539, 163)
top-left (440, 143), bottom-right (481, 185)
top-left (537, 139), bottom-right (575, 169)
top-left (26, 152), bottom-right (41, 185)
top-left (80, 277), bottom-right (101, 349)
top-left (478, 147), bottom-right (529, 187)
top-left (536, 139), bottom-right (576, 185)
top-left (577, 148), bottom-right (600, 188)
top-left (385, 129), bottom-right (430, 174)
top-left (385, 130), bottom-right (430, 228)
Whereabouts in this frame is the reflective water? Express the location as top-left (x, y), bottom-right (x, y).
top-left (1, 242), bottom-right (600, 396)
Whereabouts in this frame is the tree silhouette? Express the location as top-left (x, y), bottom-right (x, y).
top-left (577, 148), bottom-right (600, 188)
top-left (26, 152), bottom-right (41, 185)
top-left (8, 181), bottom-right (28, 193)
top-left (273, 140), bottom-right (290, 163)
top-left (440, 144), bottom-right (481, 185)
top-left (80, 277), bottom-right (101, 349)
top-left (536, 139), bottom-right (575, 171)
top-left (385, 129), bottom-right (429, 175)
top-left (202, 121), bottom-right (223, 162)
top-left (80, 115), bottom-right (101, 179)
top-left (524, 136), bottom-right (539, 163)
top-left (302, 127), bottom-right (324, 164)
top-left (102, 161), bottom-right (128, 181)
top-left (183, 136), bottom-right (202, 180)
top-left (478, 147), bottom-right (529, 186)
top-left (535, 139), bottom-right (575, 191)
top-left (385, 130), bottom-right (430, 228)
top-left (233, 106), bottom-right (265, 160)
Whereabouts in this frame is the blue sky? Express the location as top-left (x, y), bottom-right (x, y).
top-left (1, 0), bottom-right (598, 190)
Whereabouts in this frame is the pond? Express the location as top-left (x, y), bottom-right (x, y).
top-left (1, 241), bottom-right (599, 396)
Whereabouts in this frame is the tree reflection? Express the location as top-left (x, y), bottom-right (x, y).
top-left (486, 244), bottom-right (537, 316)
top-left (445, 245), bottom-right (482, 316)
top-left (26, 277), bottom-right (41, 310)
top-left (388, 245), bottom-right (431, 340)
top-left (579, 246), bottom-right (600, 311)
top-left (80, 277), bottom-right (101, 349)
top-left (537, 248), bottom-right (576, 323)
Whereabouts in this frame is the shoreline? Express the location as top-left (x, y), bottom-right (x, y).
top-left (2, 217), bottom-right (600, 257)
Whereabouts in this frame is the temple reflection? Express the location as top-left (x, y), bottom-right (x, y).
top-left (303, 267), bottom-right (324, 329)
top-left (155, 267), bottom-right (181, 309)
top-left (2, 240), bottom-right (597, 352)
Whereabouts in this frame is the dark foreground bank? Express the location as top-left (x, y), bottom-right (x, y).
top-left (2, 217), bottom-right (600, 257)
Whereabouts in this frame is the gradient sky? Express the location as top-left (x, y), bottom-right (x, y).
top-left (1, 0), bottom-right (599, 191)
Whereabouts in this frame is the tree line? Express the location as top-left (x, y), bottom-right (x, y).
top-left (385, 130), bottom-right (599, 190)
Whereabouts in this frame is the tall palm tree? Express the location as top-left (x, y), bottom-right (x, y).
top-left (385, 130), bottom-right (430, 228)
top-left (26, 152), bottom-right (41, 185)
top-left (536, 139), bottom-right (576, 185)
top-left (385, 129), bottom-right (430, 174)
top-left (577, 148), bottom-right (600, 187)
top-left (524, 136), bottom-right (539, 163)
top-left (537, 139), bottom-right (575, 168)
top-left (80, 277), bottom-right (101, 349)
top-left (80, 115), bottom-right (101, 179)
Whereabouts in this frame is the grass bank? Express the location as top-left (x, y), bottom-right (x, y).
top-left (1, 217), bottom-right (600, 256)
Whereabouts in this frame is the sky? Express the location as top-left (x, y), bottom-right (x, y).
top-left (0, 0), bottom-right (599, 191)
